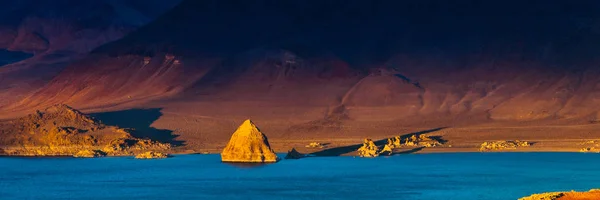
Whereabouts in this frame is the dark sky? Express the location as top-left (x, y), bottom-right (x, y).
top-left (94, 0), bottom-right (600, 67)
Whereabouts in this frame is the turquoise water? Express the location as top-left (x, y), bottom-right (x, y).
top-left (0, 153), bottom-right (598, 200)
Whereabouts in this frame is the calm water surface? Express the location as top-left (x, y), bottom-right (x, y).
top-left (0, 153), bottom-right (598, 200)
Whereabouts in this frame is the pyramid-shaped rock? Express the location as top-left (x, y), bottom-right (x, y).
top-left (221, 119), bottom-right (278, 163)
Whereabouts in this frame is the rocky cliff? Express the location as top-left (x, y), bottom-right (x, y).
top-left (0, 104), bottom-right (170, 156)
top-left (221, 119), bottom-right (278, 163)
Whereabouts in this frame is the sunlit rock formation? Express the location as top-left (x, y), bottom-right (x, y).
top-left (479, 140), bottom-right (531, 151)
top-left (73, 150), bottom-right (106, 158)
top-left (284, 148), bottom-right (304, 159)
top-left (221, 119), bottom-right (278, 163)
top-left (135, 151), bottom-right (169, 159)
top-left (579, 140), bottom-right (600, 153)
top-left (305, 142), bottom-right (326, 148)
top-left (380, 144), bottom-right (394, 156)
top-left (404, 134), bottom-right (443, 147)
top-left (357, 138), bottom-right (380, 157)
top-left (0, 104), bottom-right (170, 156)
top-left (519, 189), bottom-right (600, 200)
top-left (580, 147), bottom-right (599, 153)
top-left (387, 136), bottom-right (402, 148)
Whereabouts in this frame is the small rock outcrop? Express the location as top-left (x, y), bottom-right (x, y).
top-left (380, 143), bottom-right (394, 156)
top-left (519, 189), bottom-right (600, 200)
top-left (480, 140), bottom-right (532, 151)
top-left (221, 119), bottom-right (278, 163)
top-left (357, 139), bottom-right (379, 157)
top-left (73, 150), bottom-right (106, 158)
top-left (580, 147), bottom-right (600, 153)
top-left (404, 134), bottom-right (443, 147)
top-left (135, 151), bottom-right (169, 159)
top-left (305, 142), bottom-right (326, 148)
top-left (284, 148), bottom-right (305, 159)
top-left (579, 140), bottom-right (599, 153)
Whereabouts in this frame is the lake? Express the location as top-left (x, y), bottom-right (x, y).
top-left (0, 153), bottom-right (598, 199)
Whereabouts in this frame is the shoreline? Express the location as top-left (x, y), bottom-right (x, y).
top-left (0, 148), bottom-right (595, 158)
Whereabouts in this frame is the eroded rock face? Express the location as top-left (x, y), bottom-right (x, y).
top-left (357, 138), bottom-right (379, 157)
top-left (0, 104), bottom-right (170, 156)
top-left (134, 151), bottom-right (169, 159)
top-left (221, 119), bottom-right (278, 163)
top-left (479, 140), bottom-right (531, 151)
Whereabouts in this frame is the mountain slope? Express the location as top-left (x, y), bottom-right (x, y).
top-left (0, 0), bottom-right (181, 108)
top-left (7, 0), bottom-right (600, 125)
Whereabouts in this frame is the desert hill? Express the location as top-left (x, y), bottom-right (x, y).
top-left (0, 104), bottom-right (170, 156)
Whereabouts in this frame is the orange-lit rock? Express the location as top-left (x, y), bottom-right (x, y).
top-left (305, 142), bottom-right (326, 148)
top-left (135, 151), bottom-right (169, 159)
top-left (221, 119), bottom-right (278, 163)
top-left (357, 138), bottom-right (379, 157)
top-left (404, 134), bottom-right (443, 147)
top-left (387, 136), bottom-right (402, 148)
top-left (0, 104), bottom-right (170, 156)
top-left (519, 189), bottom-right (600, 200)
top-left (480, 140), bottom-right (531, 151)
top-left (73, 150), bottom-right (106, 158)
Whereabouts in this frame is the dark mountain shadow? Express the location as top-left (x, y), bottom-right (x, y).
top-left (89, 108), bottom-right (184, 146)
top-left (310, 127), bottom-right (446, 157)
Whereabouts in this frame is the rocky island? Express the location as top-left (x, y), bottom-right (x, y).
top-left (0, 104), bottom-right (170, 157)
top-left (135, 151), bottom-right (169, 159)
top-left (221, 119), bottom-right (278, 163)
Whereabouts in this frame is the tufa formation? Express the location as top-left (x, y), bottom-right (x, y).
top-left (357, 138), bottom-right (380, 157)
top-left (403, 134), bottom-right (443, 147)
top-left (135, 151), bottom-right (170, 159)
top-left (479, 140), bottom-right (531, 152)
top-left (221, 119), bottom-right (278, 163)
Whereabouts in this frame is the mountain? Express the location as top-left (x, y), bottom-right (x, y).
top-left (4, 0), bottom-right (600, 151)
top-left (0, 0), bottom-right (180, 107)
